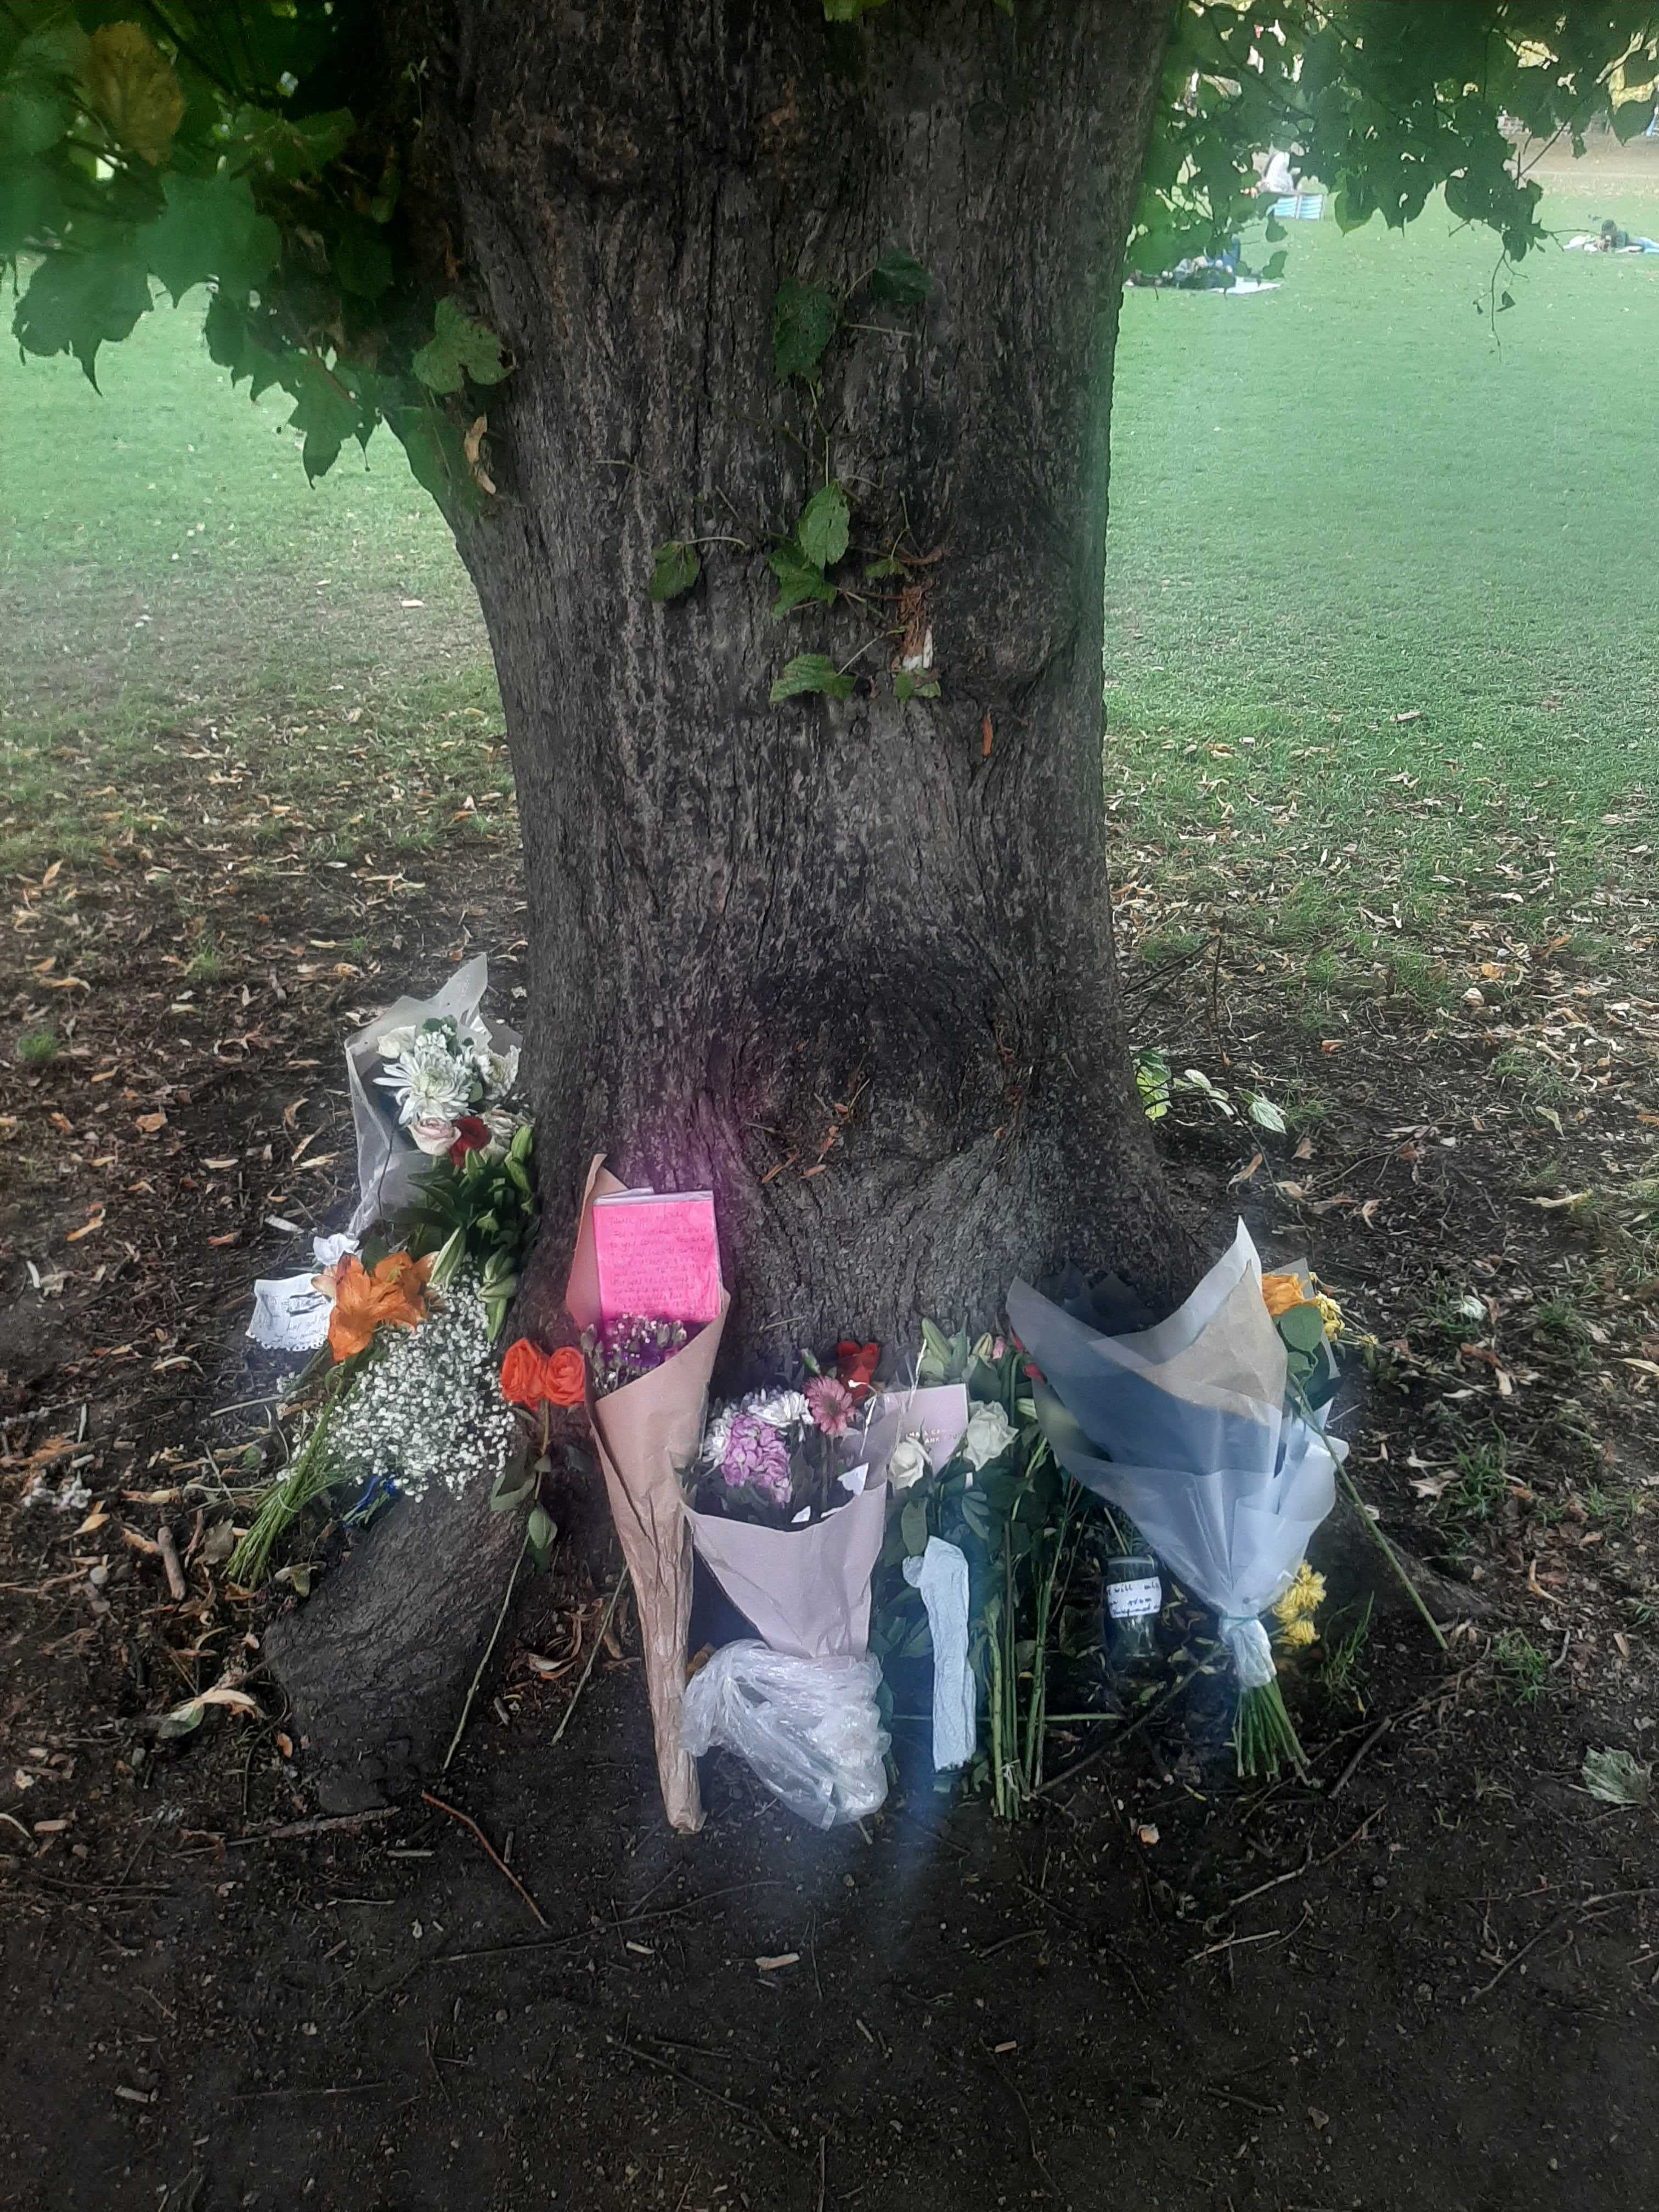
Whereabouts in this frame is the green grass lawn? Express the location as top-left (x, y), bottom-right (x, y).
top-left (0, 280), bottom-right (500, 879)
top-left (1105, 174), bottom-right (1658, 1002)
top-left (2, 172), bottom-right (1655, 991)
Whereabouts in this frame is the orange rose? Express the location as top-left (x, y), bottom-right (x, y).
top-left (543, 1346), bottom-right (587, 1408)
top-left (499, 1337), bottom-right (551, 1409)
top-left (1261, 1271), bottom-right (1313, 1320)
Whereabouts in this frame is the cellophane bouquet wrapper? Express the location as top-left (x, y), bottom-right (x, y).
top-left (567, 1157), bottom-right (725, 1835)
top-left (1009, 1221), bottom-right (1339, 1692)
top-left (345, 953), bottom-right (518, 1239)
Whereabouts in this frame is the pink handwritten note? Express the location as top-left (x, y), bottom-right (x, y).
top-left (591, 1189), bottom-right (723, 1325)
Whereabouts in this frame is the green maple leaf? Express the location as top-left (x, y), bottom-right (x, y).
top-left (412, 296), bottom-right (509, 395)
top-left (140, 172), bottom-right (280, 305)
top-left (287, 353), bottom-right (377, 482)
top-left (12, 249), bottom-right (152, 385)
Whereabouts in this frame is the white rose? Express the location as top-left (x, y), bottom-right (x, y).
top-left (961, 1400), bottom-right (1017, 1471)
top-left (885, 1435), bottom-right (930, 1492)
top-left (410, 1116), bottom-right (459, 1155)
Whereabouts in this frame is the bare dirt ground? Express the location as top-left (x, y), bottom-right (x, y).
top-left (4, 680), bottom-right (1657, 2211)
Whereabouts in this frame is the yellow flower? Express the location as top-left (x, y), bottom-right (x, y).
top-left (1279, 1617), bottom-right (1318, 1650)
top-left (1272, 1561), bottom-right (1326, 1626)
top-left (1316, 1292), bottom-right (1343, 1339)
top-left (1261, 1271), bottom-right (1313, 1318)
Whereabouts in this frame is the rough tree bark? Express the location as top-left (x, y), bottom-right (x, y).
top-left (430, 0), bottom-right (1190, 1355)
top-left (273, 0), bottom-right (1198, 1799)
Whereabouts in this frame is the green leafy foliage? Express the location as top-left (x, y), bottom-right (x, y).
top-left (413, 296), bottom-right (510, 396)
top-left (768, 537), bottom-right (838, 618)
top-left (140, 170), bottom-right (279, 304)
top-left (1134, 5), bottom-right (1658, 279)
top-left (797, 480), bottom-right (850, 571)
top-left (770, 653), bottom-right (854, 703)
top-left (397, 1121), bottom-right (537, 1343)
top-left (893, 671), bottom-right (940, 704)
top-left (869, 248), bottom-right (932, 306)
top-left (649, 540), bottom-right (701, 603)
top-left (12, 246), bottom-right (150, 383)
top-left (7, 2), bottom-right (1654, 523)
top-left (771, 275), bottom-right (838, 381)
top-left (1, 4), bottom-right (503, 512)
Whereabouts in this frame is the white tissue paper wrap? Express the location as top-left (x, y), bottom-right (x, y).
top-left (1008, 1221), bottom-right (1339, 1684)
top-left (903, 1537), bottom-right (975, 1770)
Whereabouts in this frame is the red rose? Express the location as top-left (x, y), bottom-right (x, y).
top-left (835, 1339), bottom-right (879, 1400)
top-left (449, 1115), bottom-right (492, 1164)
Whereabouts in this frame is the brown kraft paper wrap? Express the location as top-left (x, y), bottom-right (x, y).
top-left (566, 1158), bottom-right (727, 1835)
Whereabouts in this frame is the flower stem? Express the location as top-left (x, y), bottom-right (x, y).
top-left (1292, 1382), bottom-right (1448, 1654)
top-left (442, 1524), bottom-right (528, 1772)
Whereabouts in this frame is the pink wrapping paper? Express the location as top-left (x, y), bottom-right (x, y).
top-left (567, 1157), bottom-right (726, 1834)
top-left (686, 1480), bottom-right (889, 1663)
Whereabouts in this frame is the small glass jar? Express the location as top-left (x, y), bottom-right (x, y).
top-left (1104, 1551), bottom-right (1163, 1669)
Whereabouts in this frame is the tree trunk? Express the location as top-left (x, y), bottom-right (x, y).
top-left (272, 0), bottom-right (1194, 1797)
top-left (423, 0), bottom-right (1190, 1364)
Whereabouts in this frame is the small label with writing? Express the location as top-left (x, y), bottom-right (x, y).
top-left (1107, 1576), bottom-right (1162, 1621)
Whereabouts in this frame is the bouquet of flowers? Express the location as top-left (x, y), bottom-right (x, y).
top-left (230, 1245), bottom-right (516, 1585)
top-left (373, 1013), bottom-right (518, 1161)
top-left (583, 1314), bottom-right (697, 1397)
top-left (681, 1362), bottom-right (890, 1828)
top-left (343, 954), bottom-right (520, 1238)
top-left (1008, 1222), bottom-right (1340, 1777)
top-left (565, 1160), bottom-right (727, 1835)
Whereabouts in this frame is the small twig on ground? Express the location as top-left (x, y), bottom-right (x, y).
top-left (1466, 1887), bottom-right (1657, 2004)
top-left (225, 1807), bottom-right (398, 1848)
top-left (990, 2053), bottom-right (1062, 2203)
top-left (1186, 1905), bottom-right (1311, 1970)
top-left (155, 1523), bottom-right (187, 1602)
top-left (420, 1790), bottom-right (549, 1929)
top-left (979, 1927), bottom-right (1045, 1960)
top-left (443, 1527), bottom-right (528, 1772)
top-left (548, 1572), bottom-right (627, 1751)
top-left (1330, 1713), bottom-right (1395, 1798)
top-left (1036, 1664), bottom-right (1206, 1797)
top-left (1199, 2081), bottom-right (1285, 2117)
top-left (232, 2081), bottom-right (392, 2102)
top-left (604, 2032), bottom-right (801, 2159)
top-left (1226, 1840), bottom-right (1315, 1911)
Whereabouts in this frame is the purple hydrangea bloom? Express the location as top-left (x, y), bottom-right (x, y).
top-left (720, 1412), bottom-right (792, 1505)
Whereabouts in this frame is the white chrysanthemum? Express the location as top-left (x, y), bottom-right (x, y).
top-left (746, 1388), bottom-right (810, 1431)
top-left (376, 1031), bottom-right (473, 1126)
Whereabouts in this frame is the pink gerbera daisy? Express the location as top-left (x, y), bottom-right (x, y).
top-left (805, 1374), bottom-right (855, 1437)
